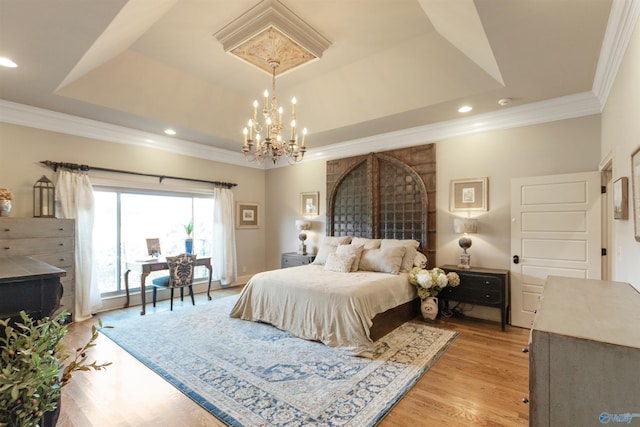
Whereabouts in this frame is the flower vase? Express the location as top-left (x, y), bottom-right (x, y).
top-left (185, 238), bottom-right (193, 254)
top-left (420, 297), bottom-right (438, 320)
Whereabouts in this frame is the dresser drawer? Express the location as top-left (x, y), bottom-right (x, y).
top-left (0, 237), bottom-right (75, 256)
top-left (30, 251), bottom-right (75, 269)
top-left (453, 273), bottom-right (502, 291)
top-left (281, 253), bottom-right (315, 268)
top-left (442, 286), bottom-right (502, 305)
top-left (0, 218), bottom-right (74, 238)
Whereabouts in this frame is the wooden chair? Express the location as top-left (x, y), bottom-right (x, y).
top-left (151, 253), bottom-right (197, 310)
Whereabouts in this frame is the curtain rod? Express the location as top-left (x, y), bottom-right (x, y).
top-left (40, 160), bottom-right (237, 189)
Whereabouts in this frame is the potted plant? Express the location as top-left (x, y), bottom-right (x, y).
top-left (183, 220), bottom-right (194, 253)
top-left (0, 311), bottom-right (111, 427)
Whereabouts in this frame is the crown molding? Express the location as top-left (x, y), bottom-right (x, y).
top-left (0, 91), bottom-right (603, 170)
top-left (302, 91), bottom-right (603, 164)
top-left (592, 0), bottom-right (640, 108)
top-left (0, 99), bottom-right (263, 169)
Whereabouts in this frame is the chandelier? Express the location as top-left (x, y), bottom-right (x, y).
top-left (242, 58), bottom-right (307, 165)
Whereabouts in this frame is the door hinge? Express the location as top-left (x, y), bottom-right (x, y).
top-left (602, 248), bottom-right (607, 256)
top-left (601, 186), bottom-right (607, 194)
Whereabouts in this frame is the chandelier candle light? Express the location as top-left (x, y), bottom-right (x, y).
top-left (242, 59), bottom-right (307, 165)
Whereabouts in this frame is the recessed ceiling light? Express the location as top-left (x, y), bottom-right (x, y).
top-left (164, 129), bottom-right (176, 135)
top-left (498, 98), bottom-right (512, 106)
top-left (458, 106), bottom-right (472, 113)
top-left (0, 57), bottom-right (18, 68)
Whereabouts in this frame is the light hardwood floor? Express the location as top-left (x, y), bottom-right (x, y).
top-left (57, 287), bottom-right (530, 426)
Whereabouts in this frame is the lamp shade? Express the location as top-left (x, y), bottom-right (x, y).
top-left (296, 219), bottom-right (311, 230)
top-left (453, 218), bottom-right (478, 234)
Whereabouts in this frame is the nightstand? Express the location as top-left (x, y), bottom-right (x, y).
top-left (439, 265), bottom-right (510, 331)
top-left (281, 252), bottom-right (316, 268)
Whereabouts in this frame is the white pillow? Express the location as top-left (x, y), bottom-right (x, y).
top-left (414, 251), bottom-right (428, 268)
top-left (322, 236), bottom-right (352, 245)
top-left (312, 243), bottom-right (339, 265)
top-left (324, 252), bottom-right (355, 273)
top-left (350, 237), bottom-right (382, 249)
top-left (336, 244), bottom-right (364, 272)
top-left (380, 239), bottom-right (419, 272)
top-left (358, 246), bottom-right (406, 275)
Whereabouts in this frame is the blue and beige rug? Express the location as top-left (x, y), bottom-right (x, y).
top-left (100, 295), bottom-right (458, 426)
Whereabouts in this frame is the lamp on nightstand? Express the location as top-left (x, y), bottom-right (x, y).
top-left (454, 218), bottom-right (478, 269)
top-left (296, 220), bottom-right (311, 255)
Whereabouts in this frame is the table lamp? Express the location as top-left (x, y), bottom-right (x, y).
top-left (296, 220), bottom-right (311, 255)
top-left (454, 218), bottom-right (478, 269)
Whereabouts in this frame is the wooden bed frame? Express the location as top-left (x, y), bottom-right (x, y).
top-left (369, 297), bottom-right (420, 341)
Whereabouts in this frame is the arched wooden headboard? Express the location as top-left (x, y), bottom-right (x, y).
top-left (326, 146), bottom-right (436, 268)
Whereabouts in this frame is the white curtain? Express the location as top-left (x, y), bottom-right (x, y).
top-left (55, 169), bottom-right (102, 320)
top-left (212, 187), bottom-right (237, 285)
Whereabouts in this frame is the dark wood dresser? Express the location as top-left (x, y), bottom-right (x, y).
top-left (0, 256), bottom-right (65, 326)
top-left (439, 264), bottom-right (510, 331)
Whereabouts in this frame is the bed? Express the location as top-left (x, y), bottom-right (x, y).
top-left (230, 237), bottom-right (425, 356)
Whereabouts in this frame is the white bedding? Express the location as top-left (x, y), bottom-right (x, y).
top-left (229, 265), bottom-right (416, 355)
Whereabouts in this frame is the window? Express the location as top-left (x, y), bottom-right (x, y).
top-left (93, 189), bottom-right (214, 296)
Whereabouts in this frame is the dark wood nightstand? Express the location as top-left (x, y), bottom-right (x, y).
top-left (439, 265), bottom-right (510, 331)
top-left (281, 252), bottom-right (316, 268)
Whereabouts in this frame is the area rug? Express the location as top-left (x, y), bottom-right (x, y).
top-left (100, 295), bottom-right (458, 427)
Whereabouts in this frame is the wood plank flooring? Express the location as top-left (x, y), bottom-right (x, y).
top-left (57, 287), bottom-right (530, 426)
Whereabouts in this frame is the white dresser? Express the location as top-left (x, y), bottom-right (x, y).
top-left (529, 275), bottom-right (640, 426)
top-left (0, 218), bottom-right (75, 320)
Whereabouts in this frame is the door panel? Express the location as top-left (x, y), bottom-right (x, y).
top-left (511, 172), bottom-right (601, 328)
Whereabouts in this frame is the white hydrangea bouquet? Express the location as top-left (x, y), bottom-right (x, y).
top-left (409, 267), bottom-right (461, 299)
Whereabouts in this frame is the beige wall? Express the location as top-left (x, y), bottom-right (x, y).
top-left (601, 19), bottom-right (640, 290)
top-left (0, 122), bottom-right (268, 278)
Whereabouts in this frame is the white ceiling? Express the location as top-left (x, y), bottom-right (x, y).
top-left (0, 0), bottom-right (625, 167)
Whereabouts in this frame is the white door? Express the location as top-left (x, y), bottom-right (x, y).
top-left (510, 172), bottom-right (601, 328)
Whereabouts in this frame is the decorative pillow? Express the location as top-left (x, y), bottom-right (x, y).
top-left (358, 246), bottom-right (406, 275)
top-left (312, 243), bottom-right (339, 265)
top-left (380, 239), bottom-right (420, 272)
top-left (414, 251), bottom-right (428, 268)
top-left (311, 236), bottom-right (353, 265)
top-left (324, 252), bottom-right (356, 273)
top-left (350, 237), bottom-right (382, 249)
top-left (336, 244), bottom-right (365, 272)
top-left (322, 236), bottom-right (352, 245)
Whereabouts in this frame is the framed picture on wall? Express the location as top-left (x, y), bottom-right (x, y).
top-left (450, 177), bottom-right (489, 212)
top-left (236, 202), bottom-right (259, 229)
top-left (300, 192), bottom-right (319, 215)
top-left (632, 147), bottom-right (640, 241)
top-left (613, 177), bottom-right (628, 220)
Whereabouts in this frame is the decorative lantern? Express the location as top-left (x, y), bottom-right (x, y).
top-left (33, 175), bottom-right (55, 218)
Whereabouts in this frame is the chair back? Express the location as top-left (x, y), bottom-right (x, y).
top-left (165, 253), bottom-right (197, 288)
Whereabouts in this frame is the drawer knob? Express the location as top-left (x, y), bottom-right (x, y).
top-left (522, 347), bottom-right (529, 353)
top-left (3, 228), bottom-right (9, 231)
top-left (485, 294), bottom-right (491, 298)
top-left (3, 247), bottom-right (9, 250)
top-left (59, 243), bottom-right (64, 246)
top-left (522, 397), bottom-right (529, 404)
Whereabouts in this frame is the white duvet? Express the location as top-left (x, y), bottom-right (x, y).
top-left (229, 265), bottom-right (416, 355)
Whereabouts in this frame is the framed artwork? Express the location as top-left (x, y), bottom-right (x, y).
top-left (236, 202), bottom-right (259, 229)
top-left (450, 177), bottom-right (489, 212)
top-left (300, 192), bottom-right (319, 216)
top-left (632, 147), bottom-right (640, 242)
top-left (613, 177), bottom-right (628, 220)
top-left (146, 238), bottom-right (161, 257)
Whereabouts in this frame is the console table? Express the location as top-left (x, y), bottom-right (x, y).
top-left (0, 256), bottom-right (65, 326)
top-left (439, 265), bottom-right (510, 331)
top-left (124, 257), bottom-right (212, 315)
